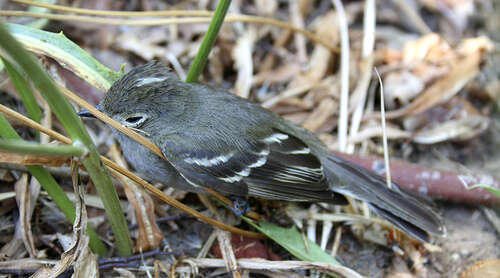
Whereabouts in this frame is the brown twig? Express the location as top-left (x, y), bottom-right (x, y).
top-left (198, 195), bottom-right (242, 278)
top-left (333, 151), bottom-right (500, 205)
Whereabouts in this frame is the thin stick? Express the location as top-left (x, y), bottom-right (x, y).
top-left (330, 227), bottom-right (342, 258)
top-left (13, 0), bottom-right (212, 17)
top-left (331, 0), bottom-right (350, 152)
top-left (375, 68), bottom-right (392, 189)
top-left (346, 0), bottom-right (375, 153)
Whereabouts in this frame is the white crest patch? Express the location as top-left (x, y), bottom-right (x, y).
top-left (134, 77), bottom-right (168, 87)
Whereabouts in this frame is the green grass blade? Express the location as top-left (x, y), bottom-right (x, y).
top-left (0, 115), bottom-right (107, 255)
top-left (243, 218), bottom-right (340, 265)
top-left (0, 139), bottom-right (85, 157)
top-left (0, 23), bottom-right (132, 256)
top-left (5, 22), bottom-right (122, 91)
top-left (185, 0), bottom-right (232, 83)
top-left (3, 57), bottom-right (43, 141)
top-left (469, 184), bottom-right (500, 200)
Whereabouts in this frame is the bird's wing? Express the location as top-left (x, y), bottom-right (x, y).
top-left (158, 128), bottom-right (342, 202)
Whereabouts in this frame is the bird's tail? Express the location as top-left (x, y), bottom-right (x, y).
top-left (323, 153), bottom-right (446, 242)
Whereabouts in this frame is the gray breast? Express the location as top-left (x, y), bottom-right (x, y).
top-left (114, 131), bottom-right (205, 193)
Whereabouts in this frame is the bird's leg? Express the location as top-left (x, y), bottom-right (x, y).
top-left (228, 195), bottom-right (251, 216)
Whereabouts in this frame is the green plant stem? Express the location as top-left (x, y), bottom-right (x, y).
top-left (469, 184), bottom-right (500, 200)
top-left (185, 0), bottom-right (232, 83)
top-left (0, 115), bottom-right (107, 255)
top-left (2, 57), bottom-right (42, 140)
top-left (0, 139), bottom-right (86, 157)
top-left (0, 23), bottom-right (132, 256)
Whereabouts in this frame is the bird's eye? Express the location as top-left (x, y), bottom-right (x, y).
top-left (126, 116), bottom-right (143, 124)
top-left (123, 114), bottom-right (148, 127)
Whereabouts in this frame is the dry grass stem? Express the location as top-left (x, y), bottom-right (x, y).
top-left (331, 0), bottom-right (350, 152)
top-left (198, 195), bottom-right (241, 278)
top-left (109, 144), bottom-right (164, 252)
top-left (0, 11), bottom-right (339, 54)
top-left (346, 0), bottom-right (375, 153)
top-left (180, 258), bottom-right (364, 278)
top-left (376, 68), bottom-right (392, 189)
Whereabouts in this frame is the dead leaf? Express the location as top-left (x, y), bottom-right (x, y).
top-left (457, 36), bottom-right (495, 55)
top-left (348, 124), bottom-right (411, 144)
top-left (382, 35), bottom-right (493, 119)
top-left (253, 62), bottom-right (301, 86)
top-left (124, 180), bottom-right (164, 253)
top-left (282, 112), bottom-right (310, 125)
top-left (197, 195), bottom-right (240, 276)
top-left (386, 50), bottom-right (481, 118)
top-left (72, 244), bottom-right (99, 278)
top-left (303, 98), bottom-right (337, 132)
top-left (383, 70), bottom-right (424, 109)
top-left (401, 96), bottom-right (489, 143)
top-left (232, 27), bottom-right (257, 98)
top-left (15, 174), bottom-right (41, 258)
top-left (109, 144), bottom-right (163, 252)
top-left (412, 115), bottom-right (489, 144)
top-left (288, 11), bottom-right (339, 89)
top-left (0, 258), bottom-right (57, 273)
top-left (401, 33), bottom-right (450, 63)
top-left (114, 268), bottom-right (137, 278)
top-left (31, 161), bottom-right (90, 278)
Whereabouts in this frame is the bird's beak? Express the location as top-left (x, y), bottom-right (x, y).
top-left (78, 105), bottom-right (101, 118)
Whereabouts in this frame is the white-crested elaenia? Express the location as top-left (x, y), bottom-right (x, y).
top-left (80, 61), bottom-right (445, 243)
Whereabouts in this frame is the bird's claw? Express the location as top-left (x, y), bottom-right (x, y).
top-left (229, 196), bottom-right (251, 216)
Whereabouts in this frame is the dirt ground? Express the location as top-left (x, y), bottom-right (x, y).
top-left (335, 203), bottom-right (500, 277)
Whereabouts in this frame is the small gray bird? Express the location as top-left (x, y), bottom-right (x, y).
top-left (82, 61), bottom-right (445, 242)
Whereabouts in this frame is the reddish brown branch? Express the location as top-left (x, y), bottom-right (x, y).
top-left (333, 152), bottom-right (500, 206)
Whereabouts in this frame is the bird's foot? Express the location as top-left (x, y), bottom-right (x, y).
top-left (228, 196), bottom-right (251, 216)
